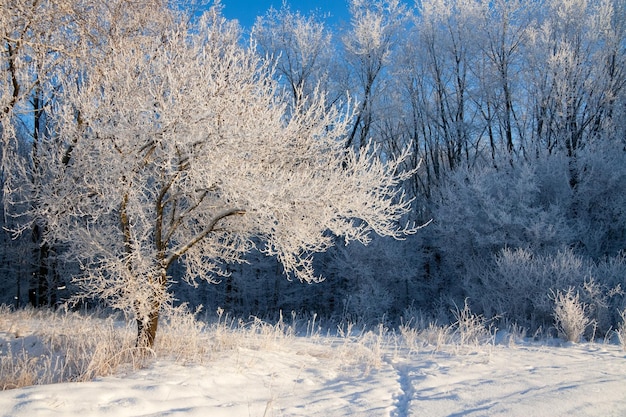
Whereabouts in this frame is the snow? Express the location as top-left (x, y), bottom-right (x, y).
top-left (2, 333), bottom-right (626, 417)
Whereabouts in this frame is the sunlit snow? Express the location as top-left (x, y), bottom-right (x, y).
top-left (2, 330), bottom-right (625, 417)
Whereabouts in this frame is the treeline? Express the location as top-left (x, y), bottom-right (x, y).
top-left (2, 0), bottom-right (626, 337)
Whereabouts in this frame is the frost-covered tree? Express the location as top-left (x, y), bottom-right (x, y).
top-left (342, 0), bottom-right (408, 150)
top-left (252, 5), bottom-right (336, 109)
top-left (524, 0), bottom-right (626, 164)
top-left (1, 0), bottom-right (180, 307)
top-left (390, 0), bottom-right (487, 203)
top-left (474, 0), bottom-right (536, 160)
top-left (1, 0), bottom-right (71, 306)
top-left (38, 6), bottom-right (416, 348)
top-left (415, 0), bottom-right (483, 171)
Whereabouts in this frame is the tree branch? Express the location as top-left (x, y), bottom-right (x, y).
top-left (165, 208), bottom-right (245, 267)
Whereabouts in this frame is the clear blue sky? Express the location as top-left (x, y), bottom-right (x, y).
top-left (220, 0), bottom-right (351, 28)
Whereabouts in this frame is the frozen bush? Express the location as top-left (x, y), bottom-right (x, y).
top-left (580, 278), bottom-right (615, 337)
top-left (316, 234), bottom-right (425, 323)
top-left (553, 288), bottom-right (590, 343)
top-left (479, 248), bottom-right (589, 330)
top-left (593, 254), bottom-right (626, 329)
top-left (430, 159), bottom-right (573, 286)
top-left (452, 300), bottom-right (494, 346)
top-left (573, 143), bottom-right (626, 259)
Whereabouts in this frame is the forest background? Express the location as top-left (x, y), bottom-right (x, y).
top-left (2, 0), bottom-right (626, 340)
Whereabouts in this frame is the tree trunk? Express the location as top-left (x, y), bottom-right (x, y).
top-left (136, 302), bottom-right (160, 349)
top-left (30, 224), bottom-right (53, 307)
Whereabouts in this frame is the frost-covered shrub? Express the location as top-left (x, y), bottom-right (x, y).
top-left (426, 149), bottom-right (626, 332)
top-left (573, 143), bottom-right (626, 259)
top-left (428, 158), bottom-right (574, 302)
top-left (474, 247), bottom-right (626, 335)
top-left (173, 234), bottom-right (426, 324)
top-left (553, 288), bottom-right (590, 343)
top-left (319, 235), bottom-right (425, 323)
top-left (579, 277), bottom-right (616, 338)
top-left (593, 254), bottom-right (626, 329)
top-left (477, 248), bottom-right (590, 330)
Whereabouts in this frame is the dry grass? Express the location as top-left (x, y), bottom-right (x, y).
top-left (0, 306), bottom-right (141, 390)
top-left (616, 308), bottom-right (626, 350)
top-left (399, 301), bottom-right (496, 356)
top-left (1, 304), bottom-right (507, 391)
top-left (155, 304), bottom-right (211, 363)
top-left (332, 322), bottom-right (392, 373)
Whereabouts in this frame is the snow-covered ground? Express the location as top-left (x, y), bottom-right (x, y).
top-left (2, 330), bottom-right (626, 417)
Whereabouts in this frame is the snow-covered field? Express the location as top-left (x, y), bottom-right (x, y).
top-left (2, 337), bottom-right (626, 416)
top-left (1, 311), bottom-right (626, 417)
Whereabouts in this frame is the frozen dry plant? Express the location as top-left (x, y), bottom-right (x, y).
top-left (499, 321), bottom-right (528, 347)
top-left (0, 305), bottom-right (230, 390)
top-left (0, 343), bottom-right (50, 390)
top-left (333, 321), bottom-right (392, 374)
top-left (616, 308), bottom-right (626, 350)
top-left (399, 306), bottom-right (495, 354)
top-left (399, 307), bottom-right (455, 353)
top-left (367, 323), bottom-right (390, 370)
top-left (420, 322), bottom-right (456, 351)
top-left (246, 312), bottom-right (297, 351)
top-left (155, 304), bottom-right (211, 363)
top-left (207, 308), bottom-right (299, 354)
top-left (0, 307), bottom-right (140, 390)
top-left (208, 307), bottom-right (240, 352)
top-left (451, 300), bottom-right (496, 349)
top-left (552, 287), bottom-right (591, 343)
top-left (305, 312), bottom-right (322, 339)
top-left (398, 322), bottom-right (442, 353)
top-left (43, 310), bottom-right (140, 381)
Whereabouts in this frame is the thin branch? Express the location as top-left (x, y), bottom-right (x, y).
top-left (165, 208), bottom-right (245, 267)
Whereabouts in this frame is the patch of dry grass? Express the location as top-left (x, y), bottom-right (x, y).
top-left (0, 304), bottom-right (507, 391)
top-left (0, 306), bottom-right (139, 390)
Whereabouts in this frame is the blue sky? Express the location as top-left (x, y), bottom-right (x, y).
top-left (220, 0), bottom-right (351, 28)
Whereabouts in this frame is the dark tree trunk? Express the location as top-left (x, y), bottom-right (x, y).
top-left (30, 224), bottom-right (53, 307)
top-left (136, 302), bottom-right (160, 349)
top-left (135, 269), bottom-right (168, 350)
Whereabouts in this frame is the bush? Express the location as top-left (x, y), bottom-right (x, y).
top-left (552, 288), bottom-right (590, 343)
top-left (477, 248), bottom-right (589, 331)
top-left (430, 159), bottom-right (573, 289)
